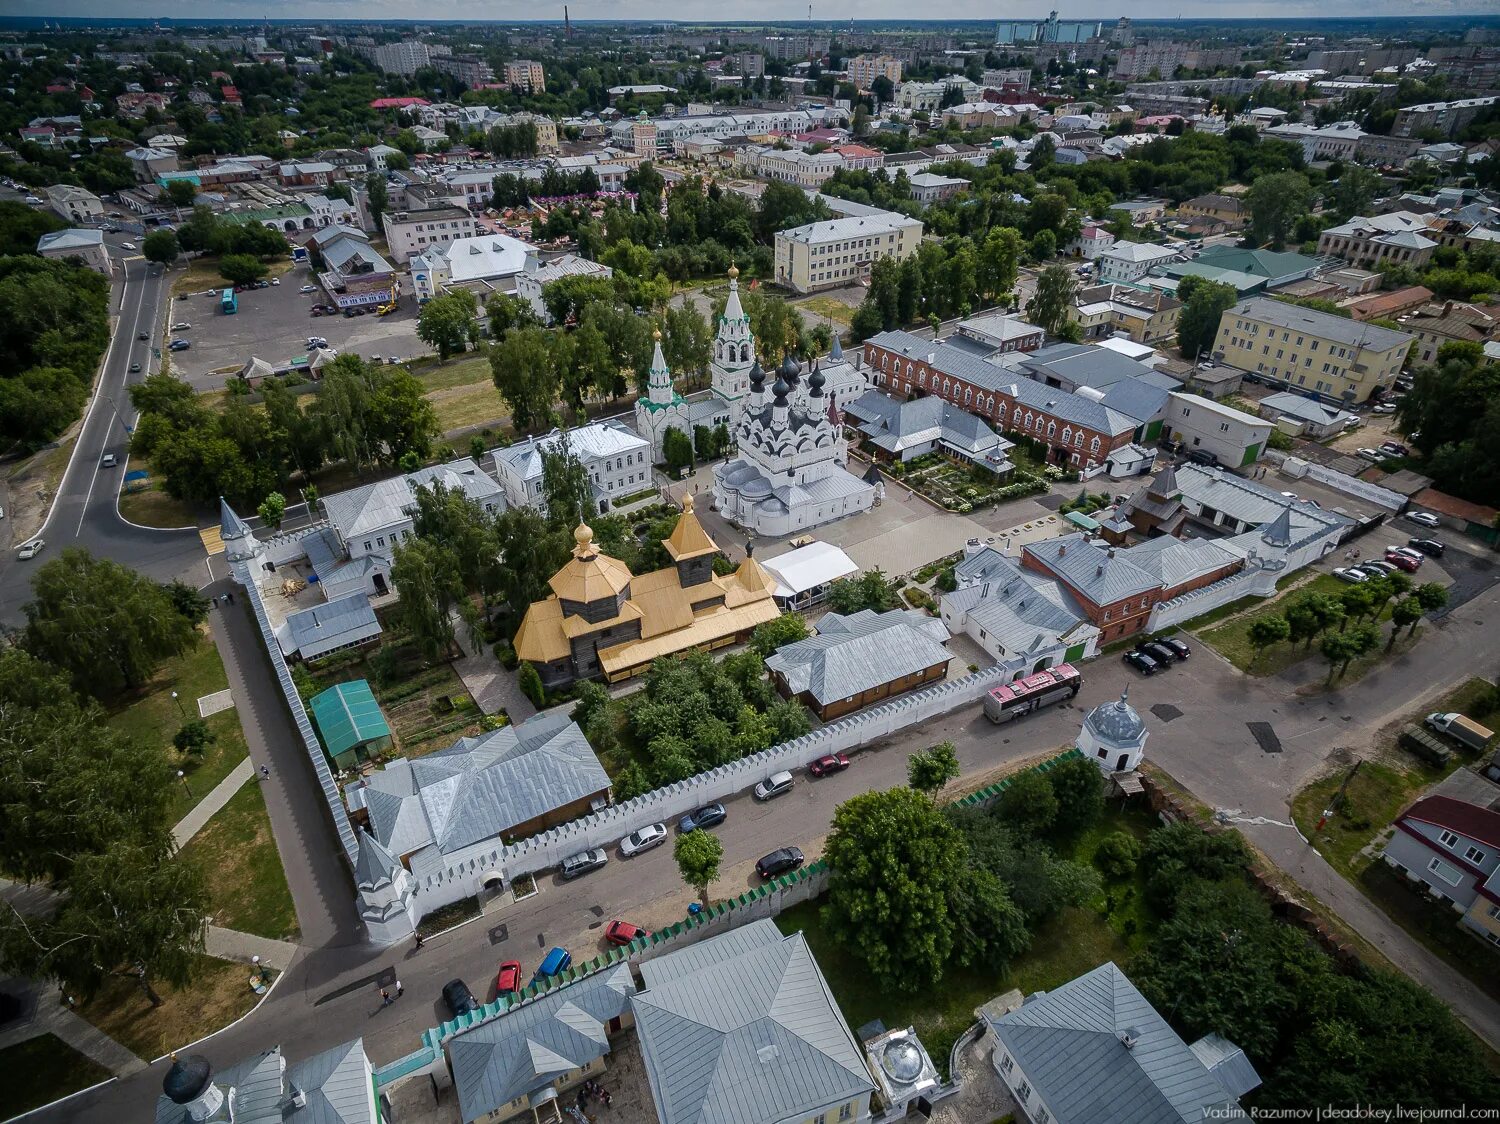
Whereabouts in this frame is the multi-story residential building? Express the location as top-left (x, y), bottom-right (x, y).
top-left (1397, 301), bottom-right (1498, 365)
top-left (1318, 212), bottom-right (1438, 271)
top-left (1163, 391), bottom-right (1274, 468)
top-left (1266, 121), bottom-right (1366, 162)
top-left (36, 228), bottom-right (111, 274)
top-left (45, 184), bottom-right (102, 224)
top-left (1112, 40), bottom-right (1190, 80)
top-left (379, 205), bottom-right (477, 264)
top-left (609, 107), bottom-right (834, 154)
top-left (774, 212), bottom-right (924, 294)
top-left (849, 54), bottom-right (904, 89)
top-left (1097, 241), bottom-right (1181, 285)
top-left (430, 54), bottom-right (493, 86)
top-left (1214, 296), bottom-right (1413, 404)
top-left (503, 59), bottom-right (546, 93)
top-left (1355, 132), bottom-right (1424, 166)
top-left (1177, 193), bottom-right (1247, 227)
top-left (1067, 221), bottom-right (1117, 260)
top-left (1393, 96), bottom-right (1500, 138)
top-left (1385, 794), bottom-right (1500, 951)
top-left (371, 40), bottom-right (430, 76)
top-left (492, 421), bottom-right (652, 516)
top-left (1071, 284), bottom-right (1182, 343)
top-left (749, 146), bottom-right (844, 188)
top-left (731, 51), bottom-right (765, 77)
top-left (863, 332), bottom-right (1141, 472)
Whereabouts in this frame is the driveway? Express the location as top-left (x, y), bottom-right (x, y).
top-left (169, 268), bottom-right (425, 392)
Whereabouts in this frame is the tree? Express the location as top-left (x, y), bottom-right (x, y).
top-left (996, 768), bottom-right (1059, 837)
top-left (316, 354), bottom-right (437, 470)
top-left (218, 253), bottom-right (267, 287)
top-left (749, 614), bottom-right (810, 657)
top-left (907, 742), bottom-right (961, 798)
top-left (1093, 831), bottom-right (1141, 879)
top-left (23, 549), bottom-right (198, 699)
top-left (1047, 754), bottom-right (1104, 837)
top-left (979, 226), bottom-right (1023, 303)
top-left (0, 841), bottom-right (208, 1006)
top-left (417, 290), bottom-right (476, 361)
top-left (870, 74), bottom-right (895, 105)
top-left (517, 661), bottom-right (546, 708)
top-left (1175, 274), bottom-right (1238, 361)
top-left (1246, 171), bottom-right (1315, 249)
top-left (826, 569), bottom-right (900, 614)
top-left (166, 580), bottom-right (211, 626)
top-left (487, 292), bottom-right (540, 338)
top-left (662, 426), bottom-right (694, 476)
top-left (822, 787), bottom-right (969, 991)
top-left (1320, 624), bottom-right (1377, 684)
top-left (1330, 164), bottom-right (1380, 220)
top-left (142, 229), bottom-right (180, 266)
top-left (490, 326), bottom-right (558, 432)
top-left (1030, 133), bottom-right (1056, 169)
top-left (1026, 264), bottom-right (1076, 337)
top-left (0, 200), bottom-right (64, 256)
top-left (164, 178), bottom-right (198, 208)
top-left (673, 830), bottom-right (723, 908)
top-left (1247, 614), bottom-right (1291, 667)
top-left (257, 490), bottom-right (286, 530)
top-left (1141, 822), bottom-right (1250, 913)
top-left (1390, 597), bottom-right (1422, 647)
top-left (389, 536), bottom-right (470, 661)
top-left (1414, 582), bottom-right (1449, 615)
top-left (173, 719), bottom-right (215, 757)
top-left (365, 173), bottom-right (388, 226)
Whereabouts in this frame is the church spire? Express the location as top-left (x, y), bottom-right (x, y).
top-left (722, 262), bottom-right (745, 326)
top-left (645, 327), bottom-right (677, 407)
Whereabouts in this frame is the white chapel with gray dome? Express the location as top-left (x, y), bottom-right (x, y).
top-left (1077, 688), bottom-right (1149, 775)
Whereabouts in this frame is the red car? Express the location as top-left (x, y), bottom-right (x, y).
top-left (605, 919), bottom-right (649, 946)
top-left (495, 960), bottom-right (522, 994)
top-left (1384, 550), bottom-right (1421, 573)
top-left (807, 752), bottom-right (851, 778)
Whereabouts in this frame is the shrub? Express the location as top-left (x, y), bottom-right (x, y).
top-left (1094, 831), bottom-right (1142, 879)
top-left (493, 642), bottom-right (519, 670)
top-left (518, 661), bottom-right (546, 708)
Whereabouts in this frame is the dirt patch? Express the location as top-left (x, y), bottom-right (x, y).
top-left (77, 954), bottom-right (260, 1061)
top-left (2, 440), bottom-right (73, 545)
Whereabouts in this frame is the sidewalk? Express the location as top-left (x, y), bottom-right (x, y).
top-left (204, 926), bottom-right (301, 972)
top-left (449, 614), bottom-right (535, 722)
top-left (0, 982), bottom-right (144, 1078)
top-left (170, 756), bottom-right (253, 848)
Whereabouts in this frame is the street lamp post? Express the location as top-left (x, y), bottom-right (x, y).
top-left (177, 769), bottom-right (192, 799)
top-left (171, 689), bottom-right (185, 718)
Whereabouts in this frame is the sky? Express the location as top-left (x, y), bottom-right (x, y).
top-left (11, 0), bottom-right (1500, 21)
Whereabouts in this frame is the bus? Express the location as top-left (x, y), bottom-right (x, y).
top-left (983, 663), bottom-right (1082, 725)
top-left (221, 288), bottom-right (237, 315)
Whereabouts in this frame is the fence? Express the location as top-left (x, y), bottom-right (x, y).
top-left (1281, 456), bottom-right (1406, 512)
top-left (406, 662), bottom-right (1022, 915)
top-left (1148, 563), bottom-right (1277, 632)
top-left (374, 748), bottom-right (1081, 1091)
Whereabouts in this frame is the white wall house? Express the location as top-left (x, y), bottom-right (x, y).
top-left (1097, 241), bottom-right (1181, 284)
top-left (1163, 391), bottom-right (1274, 470)
top-left (492, 421), bottom-right (653, 516)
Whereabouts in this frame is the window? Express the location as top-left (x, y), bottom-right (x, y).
top-left (1465, 846), bottom-right (1488, 864)
top-left (1016, 1080), bottom-right (1032, 1102)
top-left (999, 1052), bottom-right (1014, 1075)
top-left (1428, 857), bottom-right (1463, 886)
top-left (1489, 904), bottom-right (1500, 922)
top-left (1440, 830), bottom-right (1460, 849)
top-left (839, 1106), bottom-right (852, 1122)
top-left (363, 541), bottom-right (371, 551)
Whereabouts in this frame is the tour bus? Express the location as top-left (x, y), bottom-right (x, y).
top-left (220, 288), bottom-right (237, 314)
top-left (983, 663), bottom-right (1082, 724)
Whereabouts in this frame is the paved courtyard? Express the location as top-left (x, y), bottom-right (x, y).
top-left (169, 262), bottom-right (425, 392)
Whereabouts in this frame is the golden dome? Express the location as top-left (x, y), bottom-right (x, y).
top-left (652, 327), bottom-right (662, 340)
top-left (727, 262), bottom-right (740, 280)
top-left (574, 523), bottom-right (594, 550)
top-left (682, 493), bottom-right (695, 512)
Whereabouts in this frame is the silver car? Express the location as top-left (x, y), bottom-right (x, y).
top-left (619, 823), bottom-right (668, 858)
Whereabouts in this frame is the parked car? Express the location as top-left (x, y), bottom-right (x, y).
top-left (1387, 546), bottom-right (1425, 564)
top-left (1379, 442), bottom-right (1409, 457)
top-left (441, 978), bottom-right (478, 1018)
top-left (1384, 549), bottom-right (1421, 572)
top-left (1357, 448), bottom-right (1385, 462)
top-left (753, 770), bottom-right (795, 801)
top-left (535, 947), bottom-right (571, 980)
top-left (1372, 402), bottom-right (1396, 414)
top-left (1157, 637), bottom-right (1191, 660)
top-left (495, 961), bottom-right (522, 995)
top-left (170, 321), bottom-right (191, 331)
top-left (807, 752), bottom-right (850, 778)
top-left (1123, 650), bottom-right (1158, 676)
top-left (756, 847), bottom-right (805, 879)
top-left (120, 241), bottom-right (135, 250)
top-left (1407, 538), bottom-right (1445, 558)
top-left (1136, 640), bottom-right (1178, 666)
top-left (17, 538), bottom-right (44, 560)
top-left (100, 453), bottom-right (116, 468)
top-left (558, 848), bottom-right (607, 881)
top-left (300, 284), bottom-right (318, 294)
top-left (129, 362), bottom-right (141, 373)
top-left (269, 277), bottom-right (280, 286)
top-left (1405, 511), bottom-right (1441, 528)
top-left (254, 279), bottom-right (270, 289)
top-left (1333, 567), bottom-right (1368, 583)
top-left (1186, 448), bottom-right (1218, 466)
top-left (1355, 560), bottom-right (1397, 578)
top-left (169, 339), bottom-right (190, 351)
top-left (605, 920), bottom-right (649, 946)
top-left (619, 823), bottom-right (668, 858)
top-left (678, 802), bottom-right (726, 834)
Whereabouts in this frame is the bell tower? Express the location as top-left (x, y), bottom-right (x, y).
top-left (711, 264), bottom-right (755, 407)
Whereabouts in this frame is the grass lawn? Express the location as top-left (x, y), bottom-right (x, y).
top-left (794, 295), bottom-right (855, 326)
top-left (107, 637), bottom-right (250, 825)
top-left (776, 806), bottom-right (1155, 1074)
top-left (1290, 759), bottom-right (1442, 873)
top-left (0, 1034), bottom-right (112, 1118)
top-left (118, 482), bottom-right (202, 529)
top-left (416, 354), bottom-right (492, 392)
top-left (77, 954), bottom-right (259, 1062)
top-left (1198, 573), bottom-right (1384, 675)
top-left (178, 781), bottom-right (299, 942)
top-left (170, 256), bottom-right (293, 297)
top-left (431, 381), bottom-right (507, 434)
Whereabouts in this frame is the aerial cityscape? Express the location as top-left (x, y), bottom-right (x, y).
top-left (1, 7), bottom-right (1500, 1123)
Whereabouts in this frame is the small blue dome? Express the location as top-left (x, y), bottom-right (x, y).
top-left (1087, 692), bottom-right (1145, 745)
top-left (162, 1055), bottom-right (213, 1105)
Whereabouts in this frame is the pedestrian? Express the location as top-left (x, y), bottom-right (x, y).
top-left (603, 1091), bottom-right (612, 1108)
top-left (414, 933), bottom-right (425, 950)
top-left (225, 590), bottom-right (234, 604)
top-left (395, 979), bottom-right (404, 999)
top-left (379, 987), bottom-right (391, 1006)
top-left (260, 764), bottom-right (270, 780)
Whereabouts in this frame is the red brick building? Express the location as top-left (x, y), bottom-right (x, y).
top-left (862, 331), bottom-right (1139, 471)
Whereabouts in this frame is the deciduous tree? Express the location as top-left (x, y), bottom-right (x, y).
top-left (674, 830), bottom-right (723, 907)
top-left (417, 291), bottom-right (476, 361)
top-left (907, 742), bottom-right (961, 798)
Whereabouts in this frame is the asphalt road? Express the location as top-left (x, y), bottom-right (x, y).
top-left (0, 246), bottom-right (204, 627)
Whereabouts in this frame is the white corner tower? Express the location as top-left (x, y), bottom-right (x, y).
top-left (355, 830), bottom-right (418, 944)
top-left (1077, 688), bottom-right (1149, 775)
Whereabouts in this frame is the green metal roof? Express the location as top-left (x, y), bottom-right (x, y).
top-left (309, 680), bottom-right (390, 757)
top-left (1065, 510), bottom-right (1101, 531)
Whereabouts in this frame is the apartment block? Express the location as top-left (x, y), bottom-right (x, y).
top-left (1214, 297), bottom-right (1413, 405)
top-left (848, 54), bottom-right (904, 89)
top-left (504, 60), bottom-right (546, 93)
top-left (774, 212), bottom-right (923, 293)
top-left (371, 40), bottom-right (430, 76)
top-left (380, 206), bottom-right (478, 264)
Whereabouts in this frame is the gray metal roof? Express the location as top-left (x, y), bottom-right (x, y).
top-left (284, 593), bottom-right (381, 660)
top-left (364, 710), bottom-right (609, 858)
top-left (946, 549), bottom-right (1093, 656)
top-left (156, 1040), bottom-right (374, 1124)
top-left (986, 962), bottom-right (1251, 1124)
top-left (1188, 1033), bottom-right (1262, 1101)
top-left (322, 458), bottom-right (503, 541)
top-left (1231, 296), bottom-right (1412, 353)
top-left (1172, 463), bottom-right (1350, 536)
top-left (633, 919), bottom-right (877, 1124)
top-left (765, 609), bottom-right (951, 706)
top-left (1024, 534), bottom-right (1160, 605)
top-left (845, 391), bottom-right (1011, 459)
top-left (1257, 391), bottom-right (1352, 426)
top-left (449, 963), bottom-right (635, 1121)
top-left (1021, 343), bottom-right (1179, 394)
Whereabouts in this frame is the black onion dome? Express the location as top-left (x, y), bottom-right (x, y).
top-left (748, 359), bottom-right (764, 388)
top-left (779, 352), bottom-right (800, 379)
top-left (808, 362), bottom-right (826, 397)
top-left (771, 374), bottom-right (790, 403)
top-left (162, 1055), bottom-right (213, 1105)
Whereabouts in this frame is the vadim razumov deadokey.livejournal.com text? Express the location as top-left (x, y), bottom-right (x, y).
top-left (1207, 1108), bottom-right (1500, 1121)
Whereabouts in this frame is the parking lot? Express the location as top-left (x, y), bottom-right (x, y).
top-left (168, 262), bottom-right (426, 392)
